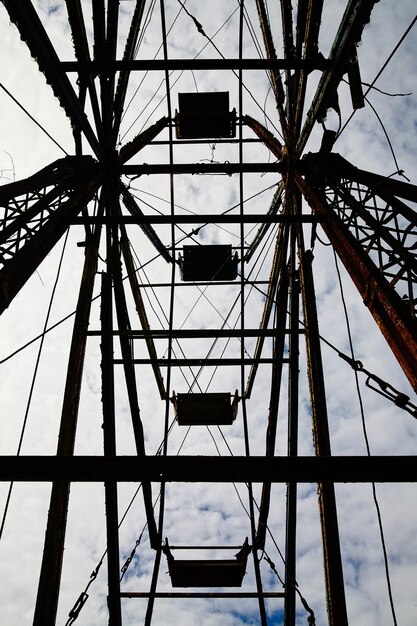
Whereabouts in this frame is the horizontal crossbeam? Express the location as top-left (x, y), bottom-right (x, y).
top-left (1, 456), bottom-right (416, 482)
top-left (88, 328), bottom-right (302, 338)
top-left (72, 214), bottom-right (323, 224)
top-left (121, 163), bottom-right (283, 175)
top-left (60, 58), bottom-right (328, 72)
top-left (113, 358), bottom-right (287, 366)
top-left (120, 592), bottom-right (285, 598)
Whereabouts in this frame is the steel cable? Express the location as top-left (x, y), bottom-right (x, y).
top-left (333, 249), bottom-right (398, 625)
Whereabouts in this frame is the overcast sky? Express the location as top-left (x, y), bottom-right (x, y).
top-left (1, 1), bottom-right (417, 625)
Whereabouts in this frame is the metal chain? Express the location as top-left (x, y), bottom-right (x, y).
top-left (65, 559), bottom-right (104, 625)
top-left (337, 351), bottom-right (417, 418)
top-left (263, 554), bottom-right (316, 625)
top-left (120, 529), bottom-right (144, 581)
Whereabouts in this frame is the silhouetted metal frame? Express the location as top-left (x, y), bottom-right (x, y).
top-left (0, 158), bottom-right (100, 313)
top-left (2, 0), bottom-right (101, 157)
top-left (143, 3), bottom-right (173, 623)
top-left (101, 268), bottom-right (123, 626)
top-left (298, 239), bottom-right (348, 626)
top-left (296, 0), bottom-right (379, 157)
top-left (1, 1), bottom-right (416, 625)
top-left (296, 169), bottom-right (417, 393)
top-left (112, 234), bottom-right (159, 548)
top-left (292, 0), bottom-right (324, 140)
top-left (2, 455), bottom-right (417, 482)
top-left (255, 265), bottom-right (289, 550)
top-left (33, 203), bottom-right (104, 626)
top-left (238, 6), bottom-right (268, 622)
top-left (284, 217), bottom-right (300, 625)
top-left (65, 0), bottom-right (103, 142)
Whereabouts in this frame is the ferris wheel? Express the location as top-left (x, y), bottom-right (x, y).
top-left (0, 2), bottom-right (416, 625)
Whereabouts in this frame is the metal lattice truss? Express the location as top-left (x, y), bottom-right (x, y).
top-left (0, 156), bottom-right (100, 312)
top-left (326, 178), bottom-right (417, 309)
top-left (303, 152), bottom-right (417, 316)
top-left (298, 152), bottom-right (417, 391)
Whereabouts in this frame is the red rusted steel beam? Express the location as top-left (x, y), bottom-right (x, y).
top-left (296, 172), bottom-right (417, 392)
top-left (296, 0), bottom-right (379, 157)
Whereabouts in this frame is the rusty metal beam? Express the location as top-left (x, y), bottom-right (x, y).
top-left (0, 157), bottom-right (96, 247)
top-left (0, 167), bottom-right (101, 314)
top-left (65, 0), bottom-right (103, 139)
top-left (280, 0), bottom-right (295, 70)
top-left (33, 203), bottom-right (103, 626)
top-left (106, 0), bottom-right (119, 77)
top-left (105, 0), bottom-right (119, 133)
top-left (119, 117), bottom-right (169, 164)
top-left (292, 0), bottom-right (308, 134)
top-left (2, 0), bottom-right (101, 157)
top-left (92, 0), bottom-right (105, 63)
top-left (303, 152), bottom-right (417, 333)
top-left (296, 0), bottom-right (378, 157)
top-left (296, 172), bottom-right (417, 393)
top-left (299, 243), bottom-right (348, 626)
top-left (349, 168), bottom-right (417, 205)
top-left (120, 187), bottom-right (172, 263)
top-left (119, 224), bottom-right (167, 400)
top-left (284, 225), bottom-right (300, 626)
top-left (293, 0), bottom-right (324, 139)
top-left (88, 328), bottom-right (298, 339)
top-left (245, 183), bottom-right (284, 262)
top-left (245, 221), bottom-right (290, 398)
top-left (73, 214), bottom-right (322, 225)
top-left (112, 238), bottom-right (159, 547)
top-left (255, 273), bottom-right (288, 549)
top-left (255, 0), bottom-right (288, 141)
top-left (101, 271), bottom-right (122, 626)
top-left (121, 162), bottom-right (283, 175)
top-left (114, 357), bottom-right (287, 366)
top-left (280, 0), bottom-right (297, 133)
top-left (304, 152), bottom-right (417, 205)
top-left (243, 116), bottom-right (283, 160)
top-left (60, 58), bottom-right (327, 72)
top-left (2, 455), bottom-right (417, 483)
top-left (324, 182), bottom-right (417, 280)
top-left (120, 592), bottom-right (285, 598)
top-left (113, 0), bottom-right (147, 138)
top-left (0, 185), bottom-right (66, 249)
top-left (93, 0), bottom-right (112, 145)
top-left (0, 157), bottom-right (89, 202)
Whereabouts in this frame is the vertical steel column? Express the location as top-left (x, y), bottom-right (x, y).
top-left (239, 3), bottom-right (267, 623)
top-left (119, 225), bottom-right (167, 400)
top-left (144, 543), bottom-right (163, 626)
top-left (255, 268), bottom-right (289, 549)
top-left (101, 269), bottom-right (122, 626)
top-left (299, 242), bottom-right (348, 626)
top-left (284, 224), bottom-right (300, 626)
top-left (33, 222), bottom-right (102, 626)
top-left (255, 0), bottom-right (288, 141)
top-left (144, 3), bottom-right (172, 622)
top-left (112, 243), bottom-right (159, 548)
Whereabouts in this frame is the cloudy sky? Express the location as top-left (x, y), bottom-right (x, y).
top-left (0, 1), bottom-right (417, 625)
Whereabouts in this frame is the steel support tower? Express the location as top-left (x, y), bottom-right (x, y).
top-left (0, 2), bottom-right (416, 625)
